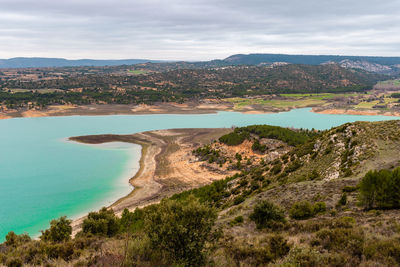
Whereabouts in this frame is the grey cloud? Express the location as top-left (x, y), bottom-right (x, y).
top-left (0, 0), bottom-right (399, 59)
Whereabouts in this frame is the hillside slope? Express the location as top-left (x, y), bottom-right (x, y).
top-left (2, 121), bottom-right (400, 266)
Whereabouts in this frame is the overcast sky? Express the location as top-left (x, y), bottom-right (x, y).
top-left (0, 0), bottom-right (399, 60)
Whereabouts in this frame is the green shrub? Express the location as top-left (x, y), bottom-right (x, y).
top-left (233, 195), bottom-right (245, 205)
top-left (290, 201), bottom-right (315, 220)
top-left (230, 216), bottom-right (244, 226)
top-left (335, 217), bottom-right (356, 228)
top-left (309, 169), bottom-right (320, 180)
top-left (337, 193), bottom-right (347, 207)
top-left (281, 247), bottom-right (347, 267)
top-left (342, 185), bottom-right (358, 193)
top-left (271, 162), bottom-right (282, 175)
top-left (5, 257), bottom-right (23, 267)
top-left (82, 207), bottom-right (119, 237)
top-left (223, 235), bottom-right (290, 265)
top-left (312, 228), bottom-right (364, 257)
top-left (44, 241), bottom-right (76, 261)
top-left (285, 160), bottom-right (302, 173)
top-left (144, 196), bottom-right (217, 266)
top-left (170, 176), bottom-right (233, 207)
top-left (359, 167), bottom-right (400, 209)
top-left (40, 216), bottom-right (72, 242)
top-left (5, 231), bottom-right (30, 247)
top-left (364, 238), bottom-right (400, 264)
top-left (269, 234), bottom-right (290, 259)
top-left (249, 201), bottom-right (286, 229)
top-left (219, 131), bottom-right (249, 146)
top-left (313, 202), bottom-right (327, 214)
top-left (252, 139), bottom-right (267, 153)
top-left (120, 208), bottom-right (145, 233)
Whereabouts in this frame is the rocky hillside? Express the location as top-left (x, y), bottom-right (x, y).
top-left (2, 121), bottom-right (400, 266)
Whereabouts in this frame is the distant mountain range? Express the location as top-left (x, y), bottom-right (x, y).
top-left (1, 54), bottom-right (400, 75)
top-left (221, 54), bottom-right (400, 74)
top-left (0, 57), bottom-right (161, 68)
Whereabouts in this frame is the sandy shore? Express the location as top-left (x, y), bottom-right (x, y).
top-left (0, 101), bottom-right (285, 120)
top-left (312, 107), bottom-right (400, 117)
top-left (0, 102), bottom-right (235, 120)
top-left (69, 128), bottom-right (233, 235)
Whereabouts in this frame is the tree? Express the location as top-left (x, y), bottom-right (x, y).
top-left (144, 196), bottom-right (217, 266)
top-left (359, 167), bottom-right (400, 209)
top-left (40, 216), bottom-right (72, 242)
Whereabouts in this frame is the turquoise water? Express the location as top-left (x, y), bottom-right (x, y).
top-left (0, 108), bottom-right (399, 240)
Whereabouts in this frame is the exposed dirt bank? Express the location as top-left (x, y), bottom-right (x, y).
top-left (69, 128), bottom-right (233, 235)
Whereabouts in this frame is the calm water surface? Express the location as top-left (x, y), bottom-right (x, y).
top-left (0, 108), bottom-right (398, 239)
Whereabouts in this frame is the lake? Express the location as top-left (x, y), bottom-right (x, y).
top-left (0, 108), bottom-right (398, 240)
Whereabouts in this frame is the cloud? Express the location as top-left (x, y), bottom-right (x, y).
top-left (0, 0), bottom-right (398, 60)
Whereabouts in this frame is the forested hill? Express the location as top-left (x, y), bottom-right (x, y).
top-left (223, 53), bottom-right (400, 66)
top-left (0, 64), bottom-right (384, 107)
top-left (0, 57), bottom-right (161, 68)
top-left (222, 54), bottom-right (400, 75)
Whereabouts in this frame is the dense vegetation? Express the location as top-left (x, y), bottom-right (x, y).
top-left (219, 125), bottom-right (319, 146)
top-left (359, 167), bottom-right (400, 210)
top-left (0, 64), bottom-right (384, 108)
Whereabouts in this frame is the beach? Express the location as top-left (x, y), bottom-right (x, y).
top-left (69, 128), bottom-right (233, 234)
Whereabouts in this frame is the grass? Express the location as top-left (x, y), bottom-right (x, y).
top-left (226, 93), bottom-right (362, 110)
top-left (281, 93), bottom-right (358, 100)
top-left (226, 96), bottom-right (328, 110)
top-left (353, 96), bottom-right (398, 110)
top-left (128, 69), bottom-right (148, 75)
top-left (378, 79), bottom-right (400, 86)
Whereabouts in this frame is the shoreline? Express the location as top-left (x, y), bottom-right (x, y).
top-left (311, 107), bottom-right (400, 117)
top-left (69, 128), bottom-right (233, 235)
top-left (2, 102), bottom-right (400, 121)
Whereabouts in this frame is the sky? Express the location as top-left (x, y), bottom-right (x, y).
top-left (0, 0), bottom-right (399, 60)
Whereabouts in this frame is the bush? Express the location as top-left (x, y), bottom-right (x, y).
top-left (120, 208), bottom-right (145, 233)
top-left (5, 257), bottom-right (23, 267)
top-left (40, 216), bottom-right (72, 242)
top-left (82, 207), bottom-right (119, 237)
top-left (337, 193), bottom-right (347, 207)
top-left (144, 196), bottom-right (217, 266)
top-left (281, 247), bottom-right (347, 267)
top-left (223, 235), bottom-right (290, 265)
top-left (364, 238), bottom-right (400, 265)
top-left (5, 231), bottom-right (30, 247)
top-left (230, 216), bottom-right (244, 226)
top-left (359, 167), bottom-right (400, 209)
top-left (252, 139), bottom-right (267, 153)
top-left (44, 241), bottom-right (76, 261)
top-left (249, 201), bottom-right (286, 229)
top-left (233, 195), bottom-right (245, 205)
top-left (269, 234), bottom-right (290, 259)
top-left (270, 162), bottom-right (282, 175)
top-left (342, 185), bottom-right (358, 193)
top-left (290, 201), bottom-right (315, 220)
top-left (219, 131), bottom-right (249, 146)
top-left (335, 217), bottom-right (356, 228)
top-left (313, 202), bottom-right (327, 214)
top-left (311, 228), bottom-right (364, 257)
